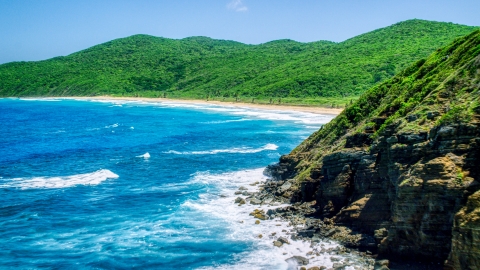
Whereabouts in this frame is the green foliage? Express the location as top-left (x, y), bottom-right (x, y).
top-left (0, 20), bottom-right (476, 104)
top-left (292, 28), bottom-right (480, 170)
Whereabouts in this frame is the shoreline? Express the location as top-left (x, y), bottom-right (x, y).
top-left (57, 96), bottom-right (344, 116)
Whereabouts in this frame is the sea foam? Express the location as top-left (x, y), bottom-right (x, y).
top-left (0, 169), bottom-right (118, 189)
top-left (163, 144), bottom-right (278, 155)
top-left (137, 152), bottom-right (151, 159)
top-left (182, 169), bottom-right (368, 270)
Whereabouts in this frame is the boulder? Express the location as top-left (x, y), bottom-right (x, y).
top-left (286, 256), bottom-right (309, 265)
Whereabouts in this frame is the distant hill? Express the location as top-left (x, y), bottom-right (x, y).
top-left (0, 19), bottom-right (477, 105)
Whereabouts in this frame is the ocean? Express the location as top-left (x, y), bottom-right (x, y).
top-left (0, 98), bottom-right (365, 269)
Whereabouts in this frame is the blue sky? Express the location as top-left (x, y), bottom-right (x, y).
top-left (0, 0), bottom-right (479, 64)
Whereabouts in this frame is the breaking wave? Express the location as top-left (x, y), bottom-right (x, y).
top-left (0, 169), bottom-right (118, 189)
top-left (163, 144), bottom-right (278, 155)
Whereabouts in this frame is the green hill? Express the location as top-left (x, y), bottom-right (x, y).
top-left (267, 29), bottom-right (480, 267)
top-left (0, 19), bottom-right (477, 106)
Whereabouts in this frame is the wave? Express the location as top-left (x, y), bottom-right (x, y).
top-left (105, 123), bottom-right (119, 128)
top-left (0, 169), bottom-right (118, 189)
top-left (137, 152), bottom-right (150, 159)
top-left (182, 169), bottom-right (367, 270)
top-left (202, 119), bottom-right (251, 124)
top-left (19, 98), bottom-right (60, 102)
top-left (163, 144), bottom-right (278, 155)
top-left (76, 99), bottom-right (336, 126)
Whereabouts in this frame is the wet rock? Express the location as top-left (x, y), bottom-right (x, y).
top-left (249, 198), bottom-right (262, 205)
top-left (307, 267), bottom-right (321, 270)
top-left (238, 186), bottom-right (248, 191)
top-left (249, 181), bottom-right (259, 186)
top-left (273, 241), bottom-right (283, 247)
top-left (234, 197), bottom-right (245, 204)
top-left (234, 191), bottom-right (242, 195)
top-left (249, 209), bottom-right (268, 220)
top-left (258, 234), bottom-right (263, 238)
top-left (255, 220), bottom-right (260, 224)
top-left (324, 228), bottom-right (336, 237)
top-left (298, 229), bottom-right (315, 238)
top-left (277, 236), bottom-right (290, 244)
top-left (286, 256), bottom-right (309, 265)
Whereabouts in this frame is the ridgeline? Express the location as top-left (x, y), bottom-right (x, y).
top-left (264, 29), bottom-right (480, 268)
top-left (0, 19), bottom-right (477, 106)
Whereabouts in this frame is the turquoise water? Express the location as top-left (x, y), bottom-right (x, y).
top-left (0, 98), bottom-right (337, 269)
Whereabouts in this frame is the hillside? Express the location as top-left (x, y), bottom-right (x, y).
top-left (0, 19), bottom-right (477, 105)
top-left (266, 29), bottom-right (480, 268)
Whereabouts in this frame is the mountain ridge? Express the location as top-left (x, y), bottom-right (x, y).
top-left (0, 19), bottom-right (477, 105)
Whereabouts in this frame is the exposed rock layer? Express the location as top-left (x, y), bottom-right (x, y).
top-left (266, 30), bottom-right (480, 268)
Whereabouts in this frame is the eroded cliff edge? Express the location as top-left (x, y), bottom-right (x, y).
top-left (267, 30), bottom-right (480, 269)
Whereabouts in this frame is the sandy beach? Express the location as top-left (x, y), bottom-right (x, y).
top-left (62, 96), bottom-right (343, 115)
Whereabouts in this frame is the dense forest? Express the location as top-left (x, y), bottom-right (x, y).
top-left (0, 19), bottom-right (477, 106)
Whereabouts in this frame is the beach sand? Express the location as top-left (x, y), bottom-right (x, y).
top-left (64, 96), bottom-right (343, 115)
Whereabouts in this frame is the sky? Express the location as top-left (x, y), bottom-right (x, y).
top-left (0, 0), bottom-right (479, 64)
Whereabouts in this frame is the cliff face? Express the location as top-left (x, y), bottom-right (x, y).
top-left (269, 30), bottom-right (480, 268)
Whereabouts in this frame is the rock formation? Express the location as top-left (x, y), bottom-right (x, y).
top-left (267, 29), bottom-right (480, 269)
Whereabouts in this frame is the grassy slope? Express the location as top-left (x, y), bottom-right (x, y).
top-left (289, 29), bottom-right (480, 181)
top-left (0, 20), bottom-right (477, 106)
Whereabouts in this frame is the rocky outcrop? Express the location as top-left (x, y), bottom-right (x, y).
top-left (446, 190), bottom-right (480, 269)
top-left (264, 30), bottom-right (480, 268)
top-left (272, 122), bottom-right (480, 264)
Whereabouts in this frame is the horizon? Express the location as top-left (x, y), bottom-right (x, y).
top-left (1, 0), bottom-right (480, 64)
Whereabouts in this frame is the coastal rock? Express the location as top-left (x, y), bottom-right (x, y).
top-left (234, 197), bottom-right (245, 204)
top-left (286, 256), bottom-right (309, 265)
top-left (277, 236), bottom-right (290, 244)
top-left (446, 190), bottom-right (480, 270)
top-left (270, 122), bottom-right (480, 266)
top-left (249, 34), bottom-right (480, 268)
top-left (249, 209), bottom-right (268, 220)
top-left (273, 241), bottom-right (283, 247)
top-left (249, 198), bottom-right (262, 205)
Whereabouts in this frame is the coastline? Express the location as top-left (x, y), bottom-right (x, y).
top-left (59, 96), bottom-right (344, 116)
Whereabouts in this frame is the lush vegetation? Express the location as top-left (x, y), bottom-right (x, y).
top-left (0, 19), bottom-right (477, 106)
top-left (291, 28), bottom-right (480, 179)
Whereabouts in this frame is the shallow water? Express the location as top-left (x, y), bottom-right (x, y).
top-left (0, 98), bottom-right (366, 269)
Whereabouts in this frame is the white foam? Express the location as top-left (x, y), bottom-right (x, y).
top-left (182, 169), bottom-right (370, 270)
top-left (137, 152), bottom-right (150, 159)
top-left (160, 102), bottom-right (336, 125)
top-left (19, 98), bottom-right (60, 102)
top-left (202, 119), bottom-right (251, 124)
top-left (0, 169), bottom-right (118, 189)
top-left (78, 99), bottom-right (335, 126)
top-left (163, 144), bottom-right (278, 155)
top-left (105, 123), bottom-right (119, 128)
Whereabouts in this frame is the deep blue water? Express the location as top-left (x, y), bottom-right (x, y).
top-left (0, 98), bottom-right (336, 269)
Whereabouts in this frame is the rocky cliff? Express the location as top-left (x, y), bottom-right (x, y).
top-left (268, 30), bottom-right (480, 269)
